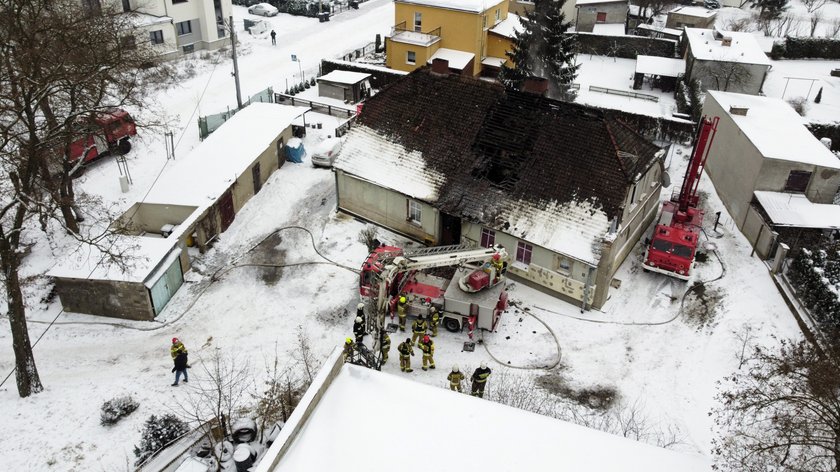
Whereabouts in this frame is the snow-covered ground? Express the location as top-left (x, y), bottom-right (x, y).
top-left (0, 4), bottom-right (816, 471)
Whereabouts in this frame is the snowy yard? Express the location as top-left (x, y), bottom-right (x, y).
top-left (0, 2), bottom-right (824, 470)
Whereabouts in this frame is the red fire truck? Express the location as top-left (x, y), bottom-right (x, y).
top-left (67, 109), bottom-right (137, 165)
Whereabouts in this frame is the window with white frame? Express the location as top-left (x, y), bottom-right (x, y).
top-left (480, 228), bottom-right (496, 248)
top-left (406, 50), bottom-right (416, 65)
top-left (414, 12), bottom-right (422, 32)
top-left (495, 8), bottom-right (500, 22)
top-left (516, 242), bottom-right (533, 265)
top-left (407, 200), bottom-right (422, 224)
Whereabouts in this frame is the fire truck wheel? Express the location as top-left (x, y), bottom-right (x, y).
top-left (443, 317), bottom-right (460, 333)
top-left (118, 138), bottom-right (132, 154)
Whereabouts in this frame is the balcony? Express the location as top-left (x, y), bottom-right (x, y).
top-left (389, 21), bottom-right (441, 47)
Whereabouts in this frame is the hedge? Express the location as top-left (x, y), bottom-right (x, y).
top-left (770, 37), bottom-right (840, 60)
top-left (806, 122), bottom-right (840, 152)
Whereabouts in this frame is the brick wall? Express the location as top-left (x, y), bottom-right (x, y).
top-left (54, 278), bottom-right (154, 321)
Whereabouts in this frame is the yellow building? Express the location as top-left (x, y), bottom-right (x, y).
top-left (385, 0), bottom-right (523, 77)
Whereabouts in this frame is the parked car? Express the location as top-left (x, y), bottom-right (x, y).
top-left (248, 3), bottom-right (279, 16)
top-left (310, 136), bottom-right (342, 167)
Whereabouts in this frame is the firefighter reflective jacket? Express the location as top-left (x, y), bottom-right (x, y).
top-left (398, 341), bottom-right (414, 357)
top-left (419, 340), bottom-right (434, 355)
top-left (472, 366), bottom-right (491, 384)
top-left (381, 333), bottom-right (391, 350)
top-left (448, 371), bottom-right (465, 384)
top-left (412, 319), bottom-right (427, 334)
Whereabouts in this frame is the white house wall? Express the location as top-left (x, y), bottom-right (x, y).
top-left (336, 172), bottom-right (440, 243)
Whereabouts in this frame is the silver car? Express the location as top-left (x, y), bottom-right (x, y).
top-left (310, 137), bottom-right (343, 168)
top-left (248, 3), bottom-right (279, 16)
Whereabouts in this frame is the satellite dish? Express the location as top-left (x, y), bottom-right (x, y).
top-left (661, 171), bottom-right (671, 188)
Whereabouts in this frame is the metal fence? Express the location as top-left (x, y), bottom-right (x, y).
top-left (588, 85), bottom-right (659, 102)
top-left (273, 93), bottom-right (357, 118)
top-left (198, 87), bottom-right (274, 140)
top-left (337, 42), bottom-right (378, 63)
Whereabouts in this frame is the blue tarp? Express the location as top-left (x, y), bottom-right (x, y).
top-left (285, 140), bottom-right (305, 163)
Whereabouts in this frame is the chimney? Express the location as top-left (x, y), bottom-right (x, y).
top-left (729, 105), bottom-right (748, 116)
top-left (721, 36), bottom-right (732, 47)
top-left (522, 76), bottom-right (549, 96)
top-left (431, 58), bottom-right (449, 76)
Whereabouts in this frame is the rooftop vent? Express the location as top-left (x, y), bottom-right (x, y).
top-left (721, 36), bottom-right (732, 46)
top-left (729, 106), bottom-right (748, 116)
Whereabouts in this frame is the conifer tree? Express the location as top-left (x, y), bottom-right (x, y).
top-left (500, 0), bottom-right (579, 100)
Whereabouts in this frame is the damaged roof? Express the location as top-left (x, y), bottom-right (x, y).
top-left (335, 69), bottom-right (661, 264)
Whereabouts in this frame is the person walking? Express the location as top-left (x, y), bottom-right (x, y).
top-left (270, 30), bottom-right (276, 46)
top-left (171, 337), bottom-right (187, 361)
top-left (429, 308), bottom-right (440, 337)
top-left (418, 335), bottom-right (435, 371)
top-left (411, 315), bottom-right (427, 346)
top-left (447, 365), bottom-right (464, 392)
top-left (171, 343), bottom-right (189, 386)
top-left (380, 330), bottom-right (391, 364)
top-left (397, 296), bottom-right (408, 331)
top-left (471, 362), bottom-right (492, 398)
top-left (397, 338), bottom-right (414, 373)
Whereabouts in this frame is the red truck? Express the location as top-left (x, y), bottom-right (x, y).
top-left (67, 109), bottom-right (137, 165)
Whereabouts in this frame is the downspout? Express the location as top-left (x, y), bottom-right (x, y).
top-left (581, 265), bottom-right (596, 313)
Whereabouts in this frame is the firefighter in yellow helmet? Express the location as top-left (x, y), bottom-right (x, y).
top-left (411, 314), bottom-right (427, 347)
top-left (419, 335), bottom-right (435, 371)
top-left (397, 337), bottom-right (414, 372)
top-left (429, 307), bottom-right (440, 337)
top-left (380, 330), bottom-right (391, 364)
top-left (343, 338), bottom-right (355, 363)
top-left (397, 296), bottom-right (408, 332)
top-left (447, 364), bottom-right (464, 392)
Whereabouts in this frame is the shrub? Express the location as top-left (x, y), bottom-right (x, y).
top-left (787, 97), bottom-right (809, 116)
top-left (133, 414), bottom-right (189, 466)
top-left (100, 395), bottom-right (139, 426)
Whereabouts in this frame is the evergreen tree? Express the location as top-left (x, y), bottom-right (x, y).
top-left (750, 0), bottom-right (789, 21)
top-left (815, 86), bottom-right (823, 103)
top-left (500, 0), bottom-right (579, 100)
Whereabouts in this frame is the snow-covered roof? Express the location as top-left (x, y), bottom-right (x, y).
top-left (636, 55), bottom-right (685, 77)
top-left (261, 360), bottom-right (712, 471)
top-left (708, 91), bottom-right (840, 169)
top-left (668, 5), bottom-right (717, 18)
top-left (635, 23), bottom-right (683, 37)
top-left (489, 13), bottom-right (524, 39)
top-left (317, 70), bottom-right (370, 85)
top-left (426, 48), bottom-right (475, 70)
top-left (124, 12), bottom-right (172, 27)
top-left (395, 0), bottom-right (505, 13)
top-left (754, 191), bottom-right (840, 228)
top-left (592, 23), bottom-right (626, 36)
top-left (145, 103), bottom-right (308, 206)
top-left (684, 28), bottom-right (770, 66)
top-left (335, 127), bottom-right (444, 201)
top-left (48, 235), bottom-right (179, 283)
top-left (576, 0), bottom-right (627, 6)
top-left (481, 56), bottom-right (507, 68)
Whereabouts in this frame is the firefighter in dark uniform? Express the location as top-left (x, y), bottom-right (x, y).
top-left (448, 365), bottom-right (464, 392)
top-left (419, 335), bottom-right (435, 371)
top-left (471, 362), bottom-right (492, 398)
top-left (353, 315), bottom-right (366, 345)
top-left (398, 338), bottom-right (414, 373)
top-left (411, 315), bottom-right (427, 347)
top-left (380, 330), bottom-right (391, 364)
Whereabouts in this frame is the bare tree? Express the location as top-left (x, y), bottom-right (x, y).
top-left (705, 62), bottom-right (754, 93)
top-left (810, 12), bottom-right (823, 37)
top-left (171, 350), bottom-right (253, 472)
top-left (0, 0), bottom-right (172, 396)
top-left (733, 324), bottom-right (755, 370)
top-left (712, 338), bottom-right (840, 472)
top-left (291, 325), bottom-right (319, 385)
top-left (801, 0), bottom-right (827, 13)
top-left (829, 18), bottom-right (840, 39)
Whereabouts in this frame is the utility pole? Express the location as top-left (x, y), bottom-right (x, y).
top-left (230, 15), bottom-right (243, 109)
